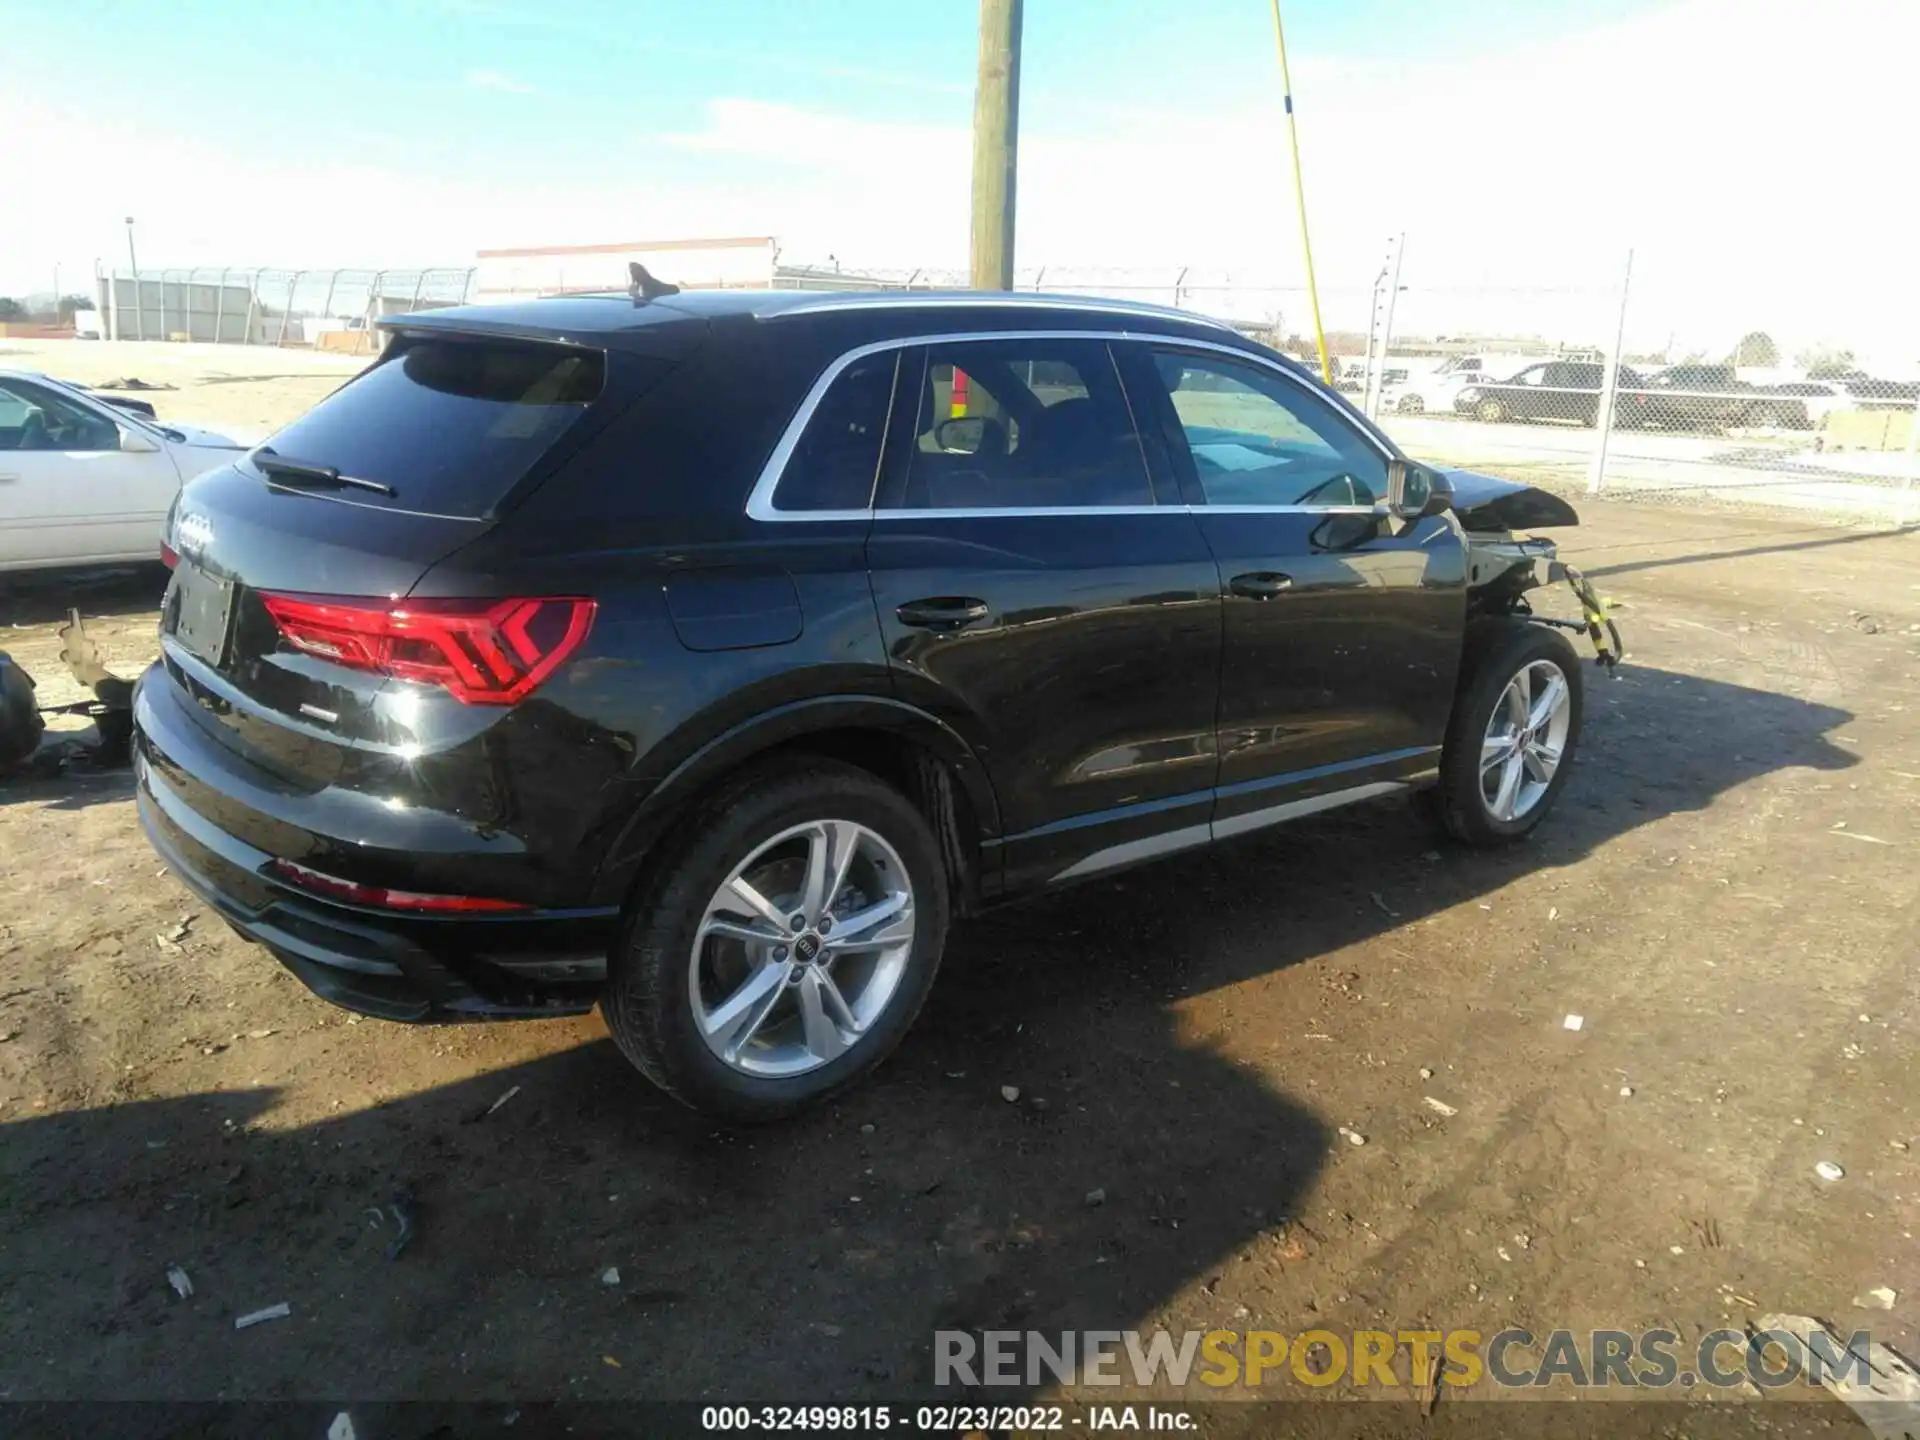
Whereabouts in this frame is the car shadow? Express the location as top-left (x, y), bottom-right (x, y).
top-left (0, 665), bottom-right (1859, 1405)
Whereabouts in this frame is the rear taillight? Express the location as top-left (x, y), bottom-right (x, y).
top-left (160, 541), bottom-right (178, 569)
top-left (267, 857), bottom-right (529, 913)
top-left (258, 593), bottom-right (595, 705)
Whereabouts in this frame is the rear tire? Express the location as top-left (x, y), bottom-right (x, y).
top-left (603, 758), bottom-right (950, 1121)
top-left (1429, 620), bottom-right (1584, 847)
top-left (1475, 398), bottom-right (1507, 424)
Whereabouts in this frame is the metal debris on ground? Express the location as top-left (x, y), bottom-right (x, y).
top-left (1415, 1349), bottom-right (1443, 1416)
top-left (1754, 1313), bottom-right (1920, 1440)
top-left (1854, 1287), bottom-right (1897, 1311)
top-left (1422, 1097), bottom-right (1458, 1118)
top-left (234, 1302), bottom-right (291, 1330)
top-left (1419, 1067), bottom-right (1434, 1080)
top-left (1337, 1127), bottom-right (1366, 1147)
top-left (600, 1267), bottom-right (621, 1287)
top-left (1815, 1161), bottom-right (1846, 1182)
top-left (999, 1085), bottom-right (1020, 1103)
top-left (1829, 829), bottom-right (1894, 845)
top-left (166, 1265), bottom-right (193, 1299)
top-left (1563, 1014), bottom-right (1585, 1031)
top-left (385, 1191), bottom-right (417, 1261)
top-left (485, 1084), bottom-right (521, 1117)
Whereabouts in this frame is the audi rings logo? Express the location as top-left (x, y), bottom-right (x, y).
top-left (174, 510), bottom-right (215, 560)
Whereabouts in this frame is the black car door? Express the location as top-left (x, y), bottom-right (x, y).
top-left (864, 334), bottom-right (1223, 894)
top-left (1118, 342), bottom-right (1467, 836)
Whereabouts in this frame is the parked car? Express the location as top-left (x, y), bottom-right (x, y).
top-left (0, 372), bottom-right (252, 572)
top-left (1380, 365), bottom-right (1485, 415)
top-left (1453, 361), bottom-right (1646, 425)
top-left (1756, 381), bottom-right (1856, 430)
top-left (134, 289), bottom-right (1607, 1119)
top-left (1621, 363), bottom-right (1763, 431)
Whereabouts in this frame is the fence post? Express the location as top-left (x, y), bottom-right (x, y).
top-left (243, 270), bottom-right (261, 346)
top-left (1903, 393), bottom-right (1918, 523)
top-left (1587, 248), bottom-right (1634, 495)
top-left (408, 270), bottom-right (428, 314)
top-left (461, 267), bottom-right (475, 304)
top-left (1375, 234), bottom-right (1406, 419)
top-left (213, 268), bottom-right (228, 344)
top-left (158, 269), bottom-right (169, 341)
top-left (319, 269), bottom-right (340, 326)
top-left (276, 271), bottom-right (301, 346)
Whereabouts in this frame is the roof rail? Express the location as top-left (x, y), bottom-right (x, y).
top-left (753, 290), bottom-right (1237, 331)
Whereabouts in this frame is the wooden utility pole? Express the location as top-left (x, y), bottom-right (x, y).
top-left (969, 0), bottom-right (1022, 291)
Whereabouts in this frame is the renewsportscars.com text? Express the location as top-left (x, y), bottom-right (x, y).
top-left (935, 1326), bottom-right (1874, 1391)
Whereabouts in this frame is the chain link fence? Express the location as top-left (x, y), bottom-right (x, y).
top-left (72, 252), bottom-right (1917, 516)
top-left (95, 268), bottom-right (475, 351)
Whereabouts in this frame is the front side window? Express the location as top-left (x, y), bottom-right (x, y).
top-left (1148, 350), bottom-right (1387, 508)
top-left (0, 379), bottom-right (120, 452)
top-left (889, 338), bottom-right (1152, 511)
top-left (776, 351), bottom-right (897, 511)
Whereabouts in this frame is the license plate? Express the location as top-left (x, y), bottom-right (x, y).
top-left (170, 563), bottom-right (236, 667)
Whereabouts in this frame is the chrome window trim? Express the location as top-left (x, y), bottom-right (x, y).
top-left (744, 328), bottom-right (1399, 523)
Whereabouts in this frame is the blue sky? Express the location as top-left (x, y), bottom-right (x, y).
top-left (3, 0), bottom-right (1914, 359)
top-left (7, 0), bottom-right (1668, 197)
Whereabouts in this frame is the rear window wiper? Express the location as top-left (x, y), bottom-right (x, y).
top-left (252, 447), bottom-right (396, 497)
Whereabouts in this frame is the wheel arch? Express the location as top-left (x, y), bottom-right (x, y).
top-left (589, 695), bottom-right (1002, 915)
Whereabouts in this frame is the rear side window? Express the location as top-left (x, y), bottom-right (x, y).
top-left (775, 351), bottom-right (898, 511)
top-left (256, 338), bottom-right (606, 517)
top-left (887, 337), bottom-right (1152, 511)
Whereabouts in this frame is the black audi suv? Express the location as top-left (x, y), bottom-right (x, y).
top-left (135, 286), bottom-right (1600, 1118)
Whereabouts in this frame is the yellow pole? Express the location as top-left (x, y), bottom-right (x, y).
top-left (1269, 0), bottom-right (1332, 384)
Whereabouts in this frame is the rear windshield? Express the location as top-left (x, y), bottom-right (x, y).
top-left (255, 337), bottom-right (606, 516)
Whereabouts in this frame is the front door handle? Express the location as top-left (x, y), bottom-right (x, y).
top-left (1229, 571), bottom-right (1294, 600)
top-left (896, 596), bottom-right (991, 631)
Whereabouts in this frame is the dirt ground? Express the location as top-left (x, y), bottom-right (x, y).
top-left (1, 346), bottom-right (1918, 1429)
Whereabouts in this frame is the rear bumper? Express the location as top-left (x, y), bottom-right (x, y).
top-left (133, 675), bottom-right (618, 1023)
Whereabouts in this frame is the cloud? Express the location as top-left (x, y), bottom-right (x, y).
top-left (4, 0), bottom-right (1916, 363)
top-left (462, 68), bottom-right (535, 95)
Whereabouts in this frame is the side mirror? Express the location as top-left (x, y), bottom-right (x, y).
top-left (119, 426), bottom-right (161, 454)
top-left (1386, 459), bottom-right (1451, 521)
top-left (934, 415), bottom-right (987, 455)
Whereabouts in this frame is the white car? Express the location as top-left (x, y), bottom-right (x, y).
top-left (0, 372), bottom-right (251, 572)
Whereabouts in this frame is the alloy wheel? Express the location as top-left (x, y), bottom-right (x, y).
top-left (688, 820), bottom-right (916, 1078)
top-left (1479, 659), bottom-right (1573, 822)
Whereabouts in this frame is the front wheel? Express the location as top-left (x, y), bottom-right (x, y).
top-left (603, 758), bottom-right (950, 1120)
top-left (1429, 621), bottom-right (1584, 846)
top-left (1475, 397), bottom-right (1508, 423)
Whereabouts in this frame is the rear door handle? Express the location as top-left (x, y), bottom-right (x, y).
top-left (1229, 571), bottom-right (1294, 600)
top-left (896, 597), bottom-right (990, 631)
